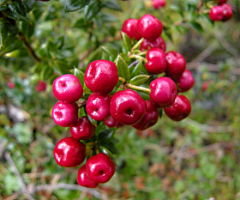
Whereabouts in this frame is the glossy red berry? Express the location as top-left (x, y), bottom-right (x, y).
top-left (133, 100), bottom-right (158, 130)
top-left (110, 89), bottom-right (146, 125)
top-left (221, 3), bottom-right (233, 21)
top-left (7, 82), bottom-right (15, 89)
top-left (86, 153), bottom-right (115, 183)
top-left (145, 48), bottom-right (167, 74)
top-left (164, 95), bottom-right (191, 121)
top-left (53, 137), bottom-right (86, 167)
top-left (176, 69), bottom-right (195, 92)
top-left (104, 116), bottom-right (123, 128)
top-left (150, 77), bottom-right (177, 108)
top-left (70, 117), bottom-right (95, 140)
top-left (52, 102), bottom-right (78, 127)
top-left (137, 14), bottom-right (163, 42)
top-left (84, 60), bottom-right (118, 95)
top-left (140, 37), bottom-right (166, 52)
top-left (36, 80), bottom-right (47, 92)
top-left (86, 93), bottom-right (111, 121)
top-left (152, 0), bottom-right (166, 9)
top-left (165, 51), bottom-right (186, 80)
top-left (121, 19), bottom-right (141, 40)
top-left (53, 74), bottom-right (83, 103)
top-left (77, 165), bottom-right (99, 188)
top-left (209, 6), bottom-right (224, 21)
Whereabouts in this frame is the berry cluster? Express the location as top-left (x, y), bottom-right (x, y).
top-left (209, 0), bottom-right (232, 21)
top-left (51, 13), bottom-right (194, 188)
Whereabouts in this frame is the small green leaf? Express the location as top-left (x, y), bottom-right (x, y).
top-left (130, 75), bottom-right (150, 86)
top-left (159, 109), bottom-right (163, 118)
top-left (86, 114), bottom-right (97, 126)
top-left (121, 32), bottom-right (132, 53)
top-left (19, 21), bottom-right (34, 39)
top-left (54, 60), bottom-right (71, 74)
top-left (73, 68), bottom-right (85, 86)
top-left (41, 66), bottom-right (54, 80)
top-left (23, 0), bottom-right (35, 12)
top-left (8, 1), bottom-right (30, 22)
top-left (0, 4), bottom-right (7, 11)
top-left (73, 18), bottom-right (91, 29)
top-left (64, 0), bottom-right (90, 12)
top-left (84, 1), bottom-right (102, 20)
top-left (130, 59), bottom-right (142, 78)
top-left (115, 54), bottom-right (130, 81)
top-left (0, 21), bottom-right (18, 50)
top-left (98, 129), bottom-right (114, 144)
top-left (189, 21), bottom-right (203, 35)
top-left (102, 0), bottom-right (122, 12)
top-left (101, 46), bottom-right (118, 61)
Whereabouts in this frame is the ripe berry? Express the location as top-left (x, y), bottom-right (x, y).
top-left (133, 100), bottom-right (158, 130)
top-left (84, 60), bottom-right (118, 95)
top-left (121, 19), bottom-right (141, 40)
top-left (165, 51), bottom-right (186, 80)
top-left (176, 69), bottom-right (195, 92)
top-left (218, 0), bottom-right (228, 3)
top-left (140, 37), bottom-right (166, 52)
top-left (209, 6), bottom-right (224, 21)
top-left (152, 0), bottom-right (166, 9)
top-left (145, 48), bottom-right (167, 74)
top-left (137, 14), bottom-right (163, 41)
top-left (202, 82), bottom-right (208, 91)
top-left (52, 102), bottom-right (78, 127)
top-left (164, 95), bottom-right (191, 121)
top-left (104, 116), bottom-right (123, 128)
top-left (150, 77), bottom-right (177, 108)
top-left (221, 3), bottom-right (233, 21)
top-left (77, 165), bottom-right (99, 188)
top-left (86, 153), bottom-right (115, 183)
top-left (110, 89), bottom-right (146, 125)
top-left (86, 93), bottom-right (111, 121)
top-left (70, 117), bottom-right (95, 140)
top-left (53, 74), bottom-right (83, 103)
top-left (36, 80), bottom-right (47, 92)
top-left (7, 82), bottom-right (15, 89)
top-left (53, 137), bottom-right (86, 167)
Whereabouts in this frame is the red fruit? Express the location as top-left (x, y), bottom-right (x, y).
top-left (132, 100), bottom-right (158, 130)
top-left (86, 153), bottom-right (115, 183)
top-left (53, 74), bottom-right (83, 103)
top-left (86, 93), bottom-right (111, 121)
top-left (221, 3), bottom-right (233, 21)
top-left (164, 95), bottom-right (191, 121)
top-left (140, 37), bottom-right (166, 52)
top-left (209, 6), bottom-right (224, 21)
top-left (84, 60), bottom-right (118, 95)
top-left (110, 89), bottom-right (146, 125)
top-left (165, 51), bottom-right (186, 80)
top-left (77, 165), bottom-right (99, 188)
top-left (145, 48), bottom-right (167, 74)
top-left (218, 0), bottom-right (228, 3)
top-left (202, 82), bottom-right (208, 91)
top-left (176, 69), bottom-right (195, 92)
top-left (70, 117), bottom-right (95, 140)
top-left (150, 77), bottom-right (177, 108)
top-left (137, 14), bottom-right (163, 42)
top-left (53, 137), bottom-right (86, 167)
top-left (152, 0), bottom-right (166, 9)
top-left (121, 19), bottom-right (141, 40)
top-left (7, 82), bottom-right (15, 89)
top-left (36, 80), bottom-right (47, 92)
top-left (104, 116), bottom-right (123, 128)
top-left (52, 102), bottom-right (78, 127)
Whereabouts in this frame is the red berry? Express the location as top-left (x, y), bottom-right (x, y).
top-left (145, 48), bottom-right (167, 74)
top-left (7, 82), bottom-right (15, 89)
top-left (209, 6), bottom-right (224, 21)
top-left (140, 37), bottom-right (166, 52)
top-left (137, 14), bottom-right (163, 42)
top-left (36, 80), bottom-right (47, 92)
top-left (84, 60), bottom-right (118, 95)
top-left (104, 116), bottom-right (123, 128)
top-left (53, 137), bottom-right (86, 167)
top-left (221, 3), bottom-right (233, 21)
top-left (53, 74), bottom-right (83, 103)
top-left (77, 165), bottom-right (99, 188)
top-left (70, 117), bottom-right (95, 140)
top-left (86, 93), bottom-right (111, 121)
top-left (110, 89), bottom-right (146, 125)
top-left (218, 0), bottom-right (228, 3)
top-left (176, 69), bottom-right (195, 92)
top-left (164, 95), bottom-right (191, 121)
top-left (52, 102), bottom-right (78, 127)
top-left (165, 51), bottom-right (186, 80)
top-left (133, 100), bottom-right (159, 130)
top-left (121, 19), bottom-right (141, 40)
top-left (202, 82), bottom-right (208, 91)
top-left (86, 153), bottom-right (115, 183)
top-left (150, 77), bottom-right (177, 108)
top-left (152, 0), bottom-right (166, 9)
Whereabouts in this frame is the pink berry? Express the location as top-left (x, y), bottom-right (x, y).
top-left (209, 6), bottom-right (224, 21)
top-left (121, 19), bottom-right (141, 40)
top-left (53, 74), bottom-right (83, 103)
top-left (77, 165), bottom-right (99, 188)
top-left (36, 80), bottom-right (47, 92)
top-left (152, 0), bottom-right (166, 9)
top-left (176, 69), bottom-right (195, 92)
top-left (7, 82), bottom-right (15, 89)
top-left (104, 116), bottom-right (123, 128)
top-left (140, 37), bottom-right (166, 52)
top-left (221, 3), bottom-right (233, 21)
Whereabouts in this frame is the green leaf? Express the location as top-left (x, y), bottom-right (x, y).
top-left (8, 1), bottom-right (30, 22)
top-left (73, 68), bottom-right (85, 86)
top-left (101, 46), bottom-right (118, 61)
top-left (86, 114), bottom-right (97, 126)
top-left (159, 109), bottom-right (163, 118)
top-left (54, 60), bottom-right (71, 74)
top-left (189, 21), bottom-right (203, 35)
top-left (23, 0), bottom-right (35, 12)
top-left (98, 129), bottom-right (114, 144)
top-left (121, 32), bottom-right (132, 53)
top-left (84, 1), bottom-right (102, 20)
top-left (73, 18), bottom-right (91, 29)
top-left (0, 4), bottom-right (7, 11)
top-left (64, 0), bottom-right (90, 12)
top-left (115, 54), bottom-right (130, 81)
top-left (0, 21), bottom-right (18, 50)
top-left (102, 0), bottom-right (122, 12)
top-left (130, 75), bottom-right (150, 86)
top-left (130, 59), bottom-right (142, 78)
top-left (19, 21), bottom-right (34, 39)
top-left (41, 66), bottom-right (54, 80)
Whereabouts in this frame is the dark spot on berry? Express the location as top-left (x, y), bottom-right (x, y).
top-left (126, 108), bottom-right (132, 115)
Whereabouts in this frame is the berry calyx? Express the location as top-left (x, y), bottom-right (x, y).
top-left (164, 95), bottom-right (191, 121)
top-left (176, 69), bottom-right (195, 92)
top-left (84, 60), bottom-right (118, 95)
top-left (140, 36), bottom-right (166, 52)
top-left (121, 19), bottom-right (141, 40)
top-left (77, 165), bottom-right (99, 188)
top-left (53, 137), bottom-right (86, 167)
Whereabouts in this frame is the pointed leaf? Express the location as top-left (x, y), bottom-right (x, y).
top-left (130, 75), bottom-right (150, 86)
top-left (115, 54), bottom-right (130, 81)
top-left (64, 0), bottom-right (90, 12)
top-left (98, 129), bottom-right (114, 144)
top-left (121, 32), bottom-right (131, 53)
top-left (73, 68), bottom-right (85, 86)
top-left (102, 0), bottom-right (122, 12)
top-left (8, 1), bottom-right (29, 22)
